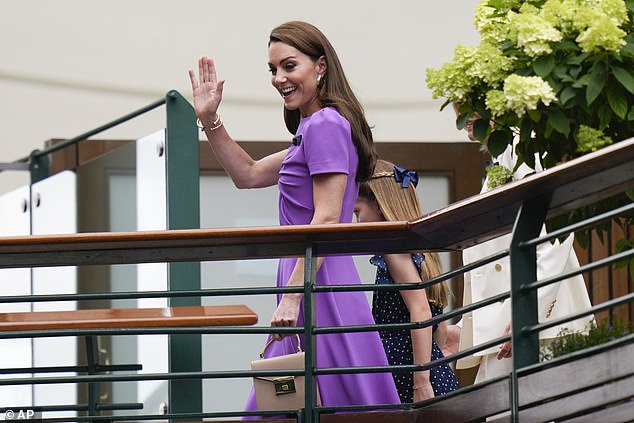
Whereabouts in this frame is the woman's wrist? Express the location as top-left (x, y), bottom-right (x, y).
top-left (282, 292), bottom-right (303, 302)
top-left (197, 113), bottom-right (222, 132)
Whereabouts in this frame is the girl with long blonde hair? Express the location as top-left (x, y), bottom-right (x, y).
top-left (355, 159), bottom-right (459, 403)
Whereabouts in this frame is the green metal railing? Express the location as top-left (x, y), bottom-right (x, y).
top-left (0, 93), bottom-right (632, 422)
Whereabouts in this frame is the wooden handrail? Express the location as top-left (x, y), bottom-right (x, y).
top-left (0, 305), bottom-right (258, 331)
top-left (0, 137), bottom-right (631, 269)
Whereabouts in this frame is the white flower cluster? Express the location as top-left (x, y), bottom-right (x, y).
top-left (486, 75), bottom-right (556, 117)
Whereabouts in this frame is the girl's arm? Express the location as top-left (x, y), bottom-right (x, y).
top-left (384, 253), bottom-right (435, 402)
top-left (269, 173), bottom-right (347, 338)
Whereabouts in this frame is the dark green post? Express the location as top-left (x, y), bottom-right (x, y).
top-left (509, 192), bottom-right (551, 421)
top-left (164, 90), bottom-right (202, 417)
top-left (29, 149), bottom-right (50, 184)
top-left (303, 245), bottom-right (318, 423)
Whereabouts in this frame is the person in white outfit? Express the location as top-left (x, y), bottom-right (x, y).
top-left (453, 106), bottom-right (594, 383)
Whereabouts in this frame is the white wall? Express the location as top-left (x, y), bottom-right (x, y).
top-left (0, 0), bottom-right (480, 194)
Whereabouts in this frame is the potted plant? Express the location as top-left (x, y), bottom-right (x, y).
top-left (543, 315), bottom-right (633, 360)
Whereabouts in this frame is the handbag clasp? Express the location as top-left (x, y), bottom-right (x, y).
top-left (273, 376), bottom-right (296, 395)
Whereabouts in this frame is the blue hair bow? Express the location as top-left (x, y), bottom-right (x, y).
top-left (393, 166), bottom-right (418, 188)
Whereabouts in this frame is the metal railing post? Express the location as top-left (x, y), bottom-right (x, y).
top-left (164, 90), bottom-right (202, 418)
top-left (509, 192), bottom-right (551, 421)
top-left (29, 149), bottom-right (50, 184)
top-left (303, 244), bottom-right (317, 423)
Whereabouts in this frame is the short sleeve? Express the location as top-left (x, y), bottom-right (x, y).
top-left (369, 255), bottom-right (388, 272)
top-left (301, 109), bottom-right (352, 176)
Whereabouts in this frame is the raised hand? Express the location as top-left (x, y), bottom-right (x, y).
top-left (188, 56), bottom-right (225, 127)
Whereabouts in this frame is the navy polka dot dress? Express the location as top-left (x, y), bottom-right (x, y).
top-left (371, 253), bottom-right (460, 403)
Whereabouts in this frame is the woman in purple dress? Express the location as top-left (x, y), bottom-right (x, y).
top-left (189, 21), bottom-right (400, 416)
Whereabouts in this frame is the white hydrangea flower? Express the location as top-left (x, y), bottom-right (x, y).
top-left (509, 10), bottom-right (563, 57)
top-left (503, 74), bottom-right (556, 117)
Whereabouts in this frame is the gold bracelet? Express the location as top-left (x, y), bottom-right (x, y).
top-left (196, 113), bottom-right (223, 132)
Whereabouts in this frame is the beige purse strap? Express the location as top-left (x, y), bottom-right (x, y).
top-left (260, 334), bottom-right (302, 358)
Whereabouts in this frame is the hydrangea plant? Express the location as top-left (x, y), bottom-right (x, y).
top-left (426, 0), bottom-right (634, 170)
top-left (427, 0), bottom-right (634, 265)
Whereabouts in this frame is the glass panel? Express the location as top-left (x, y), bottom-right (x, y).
top-left (135, 130), bottom-right (168, 415)
top-left (31, 170), bottom-right (77, 419)
top-left (199, 175), bottom-right (279, 413)
top-left (75, 139), bottom-right (141, 415)
top-left (0, 185), bottom-right (32, 408)
top-left (418, 175), bottom-right (452, 281)
top-left (75, 131), bottom-right (171, 416)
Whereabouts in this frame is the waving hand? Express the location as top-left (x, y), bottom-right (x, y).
top-left (188, 56), bottom-right (225, 126)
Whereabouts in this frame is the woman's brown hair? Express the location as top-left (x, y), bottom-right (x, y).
top-left (269, 21), bottom-right (377, 182)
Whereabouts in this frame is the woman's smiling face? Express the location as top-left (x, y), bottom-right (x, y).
top-left (268, 41), bottom-right (325, 117)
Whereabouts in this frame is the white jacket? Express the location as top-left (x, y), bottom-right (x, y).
top-left (458, 145), bottom-right (593, 364)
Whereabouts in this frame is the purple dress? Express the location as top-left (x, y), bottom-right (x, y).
top-left (243, 107), bottom-right (400, 417)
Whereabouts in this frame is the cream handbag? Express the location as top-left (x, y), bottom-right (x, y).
top-left (251, 336), bottom-right (321, 411)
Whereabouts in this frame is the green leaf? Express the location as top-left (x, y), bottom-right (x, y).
top-left (626, 189), bottom-right (634, 201)
top-left (440, 98), bottom-right (452, 111)
top-left (474, 102), bottom-right (492, 120)
top-left (487, 129), bottom-right (514, 158)
top-left (554, 40), bottom-right (579, 51)
top-left (546, 77), bottom-right (563, 94)
top-left (516, 138), bottom-right (536, 169)
top-left (621, 42), bottom-right (634, 58)
top-left (607, 86), bottom-right (628, 119)
top-left (569, 66), bottom-right (582, 80)
top-left (597, 103), bottom-right (613, 130)
top-left (553, 65), bottom-right (567, 80)
top-left (456, 113), bottom-right (468, 131)
top-left (542, 152), bottom-right (559, 169)
top-left (547, 108), bottom-right (571, 136)
top-left (519, 118), bottom-right (533, 143)
top-left (628, 106), bottom-right (634, 120)
top-left (586, 61), bottom-right (607, 106)
top-left (559, 87), bottom-right (577, 107)
top-left (515, 68), bottom-right (533, 77)
top-left (533, 55), bottom-right (556, 77)
top-left (473, 118), bottom-right (490, 141)
top-left (567, 52), bottom-right (590, 65)
top-left (573, 74), bottom-right (591, 88)
top-left (612, 66), bottom-right (634, 94)
top-left (528, 109), bottom-right (541, 122)
top-left (575, 230), bottom-right (589, 249)
top-left (616, 238), bottom-right (634, 253)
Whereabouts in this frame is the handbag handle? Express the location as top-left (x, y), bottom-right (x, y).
top-left (260, 334), bottom-right (302, 358)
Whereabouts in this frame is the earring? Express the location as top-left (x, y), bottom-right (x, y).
top-left (317, 74), bottom-right (323, 86)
